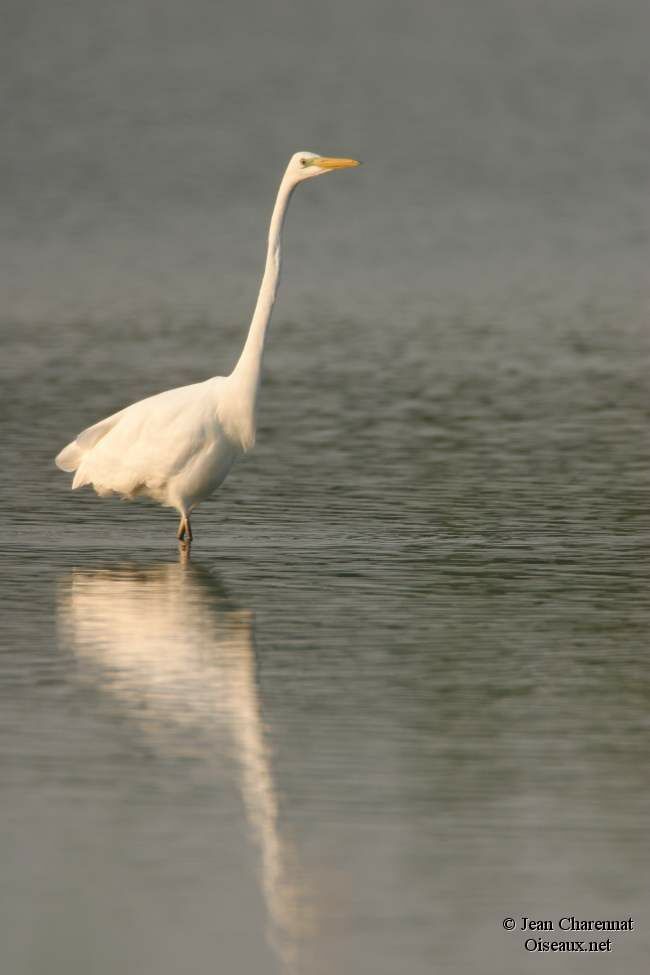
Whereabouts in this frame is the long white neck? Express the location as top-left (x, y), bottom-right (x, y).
top-left (230, 171), bottom-right (295, 401)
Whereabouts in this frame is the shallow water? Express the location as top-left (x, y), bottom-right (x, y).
top-left (2, 2), bottom-right (650, 973)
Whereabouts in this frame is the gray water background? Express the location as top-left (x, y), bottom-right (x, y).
top-left (2, 1), bottom-right (649, 972)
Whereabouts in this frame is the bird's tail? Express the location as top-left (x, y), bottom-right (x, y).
top-left (55, 440), bottom-right (84, 472)
top-left (55, 407), bottom-right (126, 478)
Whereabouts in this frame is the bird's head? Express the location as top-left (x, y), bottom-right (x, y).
top-left (287, 150), bottom-right (361, 184)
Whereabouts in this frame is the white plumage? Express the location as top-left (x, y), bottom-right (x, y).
top-left (55, 151), bottom-right (359, 542)
top-left (57, 378), bottom-right (235, 503)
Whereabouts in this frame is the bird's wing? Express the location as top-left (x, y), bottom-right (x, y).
top-left (62, 379), bottom-right (225, 496)
top-left (55, 407), bottom-right (127, 472)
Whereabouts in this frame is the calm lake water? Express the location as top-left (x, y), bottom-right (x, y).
top-left (2, 2), bottom-right (650, 973)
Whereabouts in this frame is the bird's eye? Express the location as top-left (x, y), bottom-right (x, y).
top-left (300, 158), bottom-right (307, 166)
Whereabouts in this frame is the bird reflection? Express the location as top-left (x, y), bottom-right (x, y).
top-left (57, 554), bottom-right (307, 973)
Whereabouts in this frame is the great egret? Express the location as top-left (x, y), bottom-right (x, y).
top-left (55, 151), bottom-right (360, 542)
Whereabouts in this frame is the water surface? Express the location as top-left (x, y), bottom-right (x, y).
top-left (2, 1), bottom-right (650, 972)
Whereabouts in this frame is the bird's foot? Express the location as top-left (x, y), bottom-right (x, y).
top-left (177, 515), bottom-right (192, 542)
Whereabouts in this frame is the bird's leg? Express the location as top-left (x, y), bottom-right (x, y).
top-left (177, 513), bottom-right (193, 543)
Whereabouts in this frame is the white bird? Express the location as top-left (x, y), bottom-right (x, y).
top-left (55, 151), bottom-right (360, 543)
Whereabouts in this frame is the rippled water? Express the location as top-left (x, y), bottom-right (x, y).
top-left (2, 2), bottom-right (650, 973)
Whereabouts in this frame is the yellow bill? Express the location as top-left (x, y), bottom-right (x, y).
top-left (315, 156), bottom-right (361, 169)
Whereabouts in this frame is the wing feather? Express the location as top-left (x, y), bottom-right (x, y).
top-left (55, 379), bottom-right (225, 501)
top-left (55, 408), bottom-right (126, 472)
